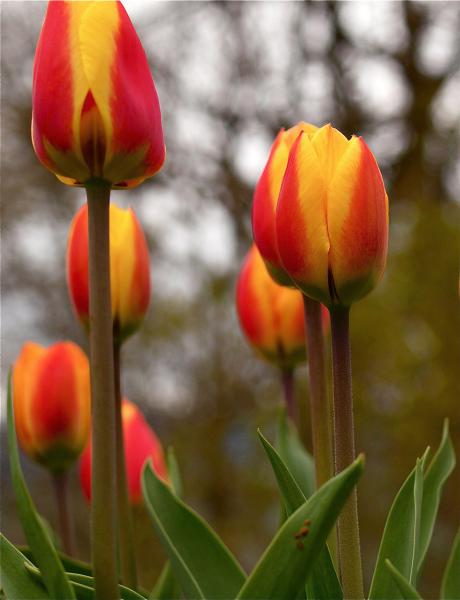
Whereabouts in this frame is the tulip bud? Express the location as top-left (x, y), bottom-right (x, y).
top-left (276, 124), bottom-right (389, 307)
top-left (80, 399), bottom-right (167, 504)
top-left (13, 341), bottom-right (90, 472)
top-left (32, 1), bottom-right (165, 189)
top-left (252, 122), bottom-right (318, 286)
top-left (236, 245), bottom-right (329, 370)
top-left (67, 202), bottom-right (151, 344)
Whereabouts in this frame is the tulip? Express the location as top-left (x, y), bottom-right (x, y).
top-left (67, 202), bottom-right (151, 344)
top-left (80, 399), bottom-right (167, 504)
top-left (13, 341), bottom-right (90, 472)
top-left (252, 122), bottom-right (318, 286)
top-left (32, 0), bottom-right (165, 189)
top-left (275, 123), bottom-right (389, 308)
top-left (237, 244), bottom-right (315, 370)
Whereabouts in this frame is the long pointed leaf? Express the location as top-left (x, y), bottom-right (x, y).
top-left (258, 430), bottom-right (342, 600)
top-left (417, 420), bottom-right (455, 577)
top-left (385, 561), bottom-right (422, 599)
top-left (369, 449), bottom-right (429, 600)
top-left (6, 372), bottom-right (75, 599)
top-left (441, 527), bottom-right (460, 600)
top-left (142, 461), bottom-right (246, 600)
top-left (277, 410), bottom-right (315, 499)
top-left (236, 455), bottom-right (364, 600)
top-left (149, 562), bottom-right (181, 600)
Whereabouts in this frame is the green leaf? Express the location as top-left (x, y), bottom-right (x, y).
top-left (277, 409), bottom-right (315, 499)
top-left (18, 546), bottom-right (93, 576)
top-left (417, 420), bottom-right (456, 577)
top-left (385, 561), bottom-right (422, 599)
top-left (149, 562), bottom-right (181, 600)
top-left (142, 461), bottom-right (246, 600)
top-left (0, 534), bottom-right (49, 599)
top-left (441, 527), bottom-right (460, 600)
top-left (236, 455), bottom-right (364, 600)
top-left (258, 429), bottom-right (342, 600)
top-left (369, 449), bottom-right (429, 600)
top-left (6, 372), bottom-right (76, 599)
top-left (24, 564), bottom-right (147, 600)
top-left (166, 447), bottom-right (183, 498)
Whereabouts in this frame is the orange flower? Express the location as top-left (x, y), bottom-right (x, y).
top-left (67, 202), bottom-right (151, 343)
top-left (276, 124), bottom-right (389, 307)
top-left (252, 122), bottom-right (318, 286)
top-left (32, 1), bottom-right (165, 189)
top-left (13, 341), bottom-right (90, 472)
top-left (80, 399), bottom-right (167, 504)
top-left (236, 245), bottom-right (329, 369)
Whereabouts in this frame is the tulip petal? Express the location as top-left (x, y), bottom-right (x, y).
top-left (276, 132), bottom-right (330, 304)
top-left (311, 124), bottom-right (349, 181)
top-left (327, 137), bottom-right (388, 305)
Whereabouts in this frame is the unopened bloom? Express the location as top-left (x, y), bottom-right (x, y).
top-left (13, 341), bottom-right (90, 472)
top-left (236, 245), bottom-right (328, 370)
top-left (80, 399), bottom-right (167, 504)
top-left (252, 122), bottom-right (318, 286)
top-left (32, 1), bottom-right (165, 189)
top-left (67, 202), bottom-right (151, 343)
top-left (276, 124), bottom-right (389, 307)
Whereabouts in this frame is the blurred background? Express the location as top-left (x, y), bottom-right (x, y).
top-left (1, 1), bottom-right (459, 596)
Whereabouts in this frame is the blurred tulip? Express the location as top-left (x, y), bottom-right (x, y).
top-left (276, 123), bottom-right (389, 307)
top-left (236, 245), bottom-right (329, 370)
top-left (67, 202), bottom-right (151, 344)
top-left (32, 0), bottom-right (165, 189)
top-left (80, 399), bottom-right (167, 504)
top-left (252, 122), bottom-right (318, 286)
top-left (13, 341), bottom-right (90, 472)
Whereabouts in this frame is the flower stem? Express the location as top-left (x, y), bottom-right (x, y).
top-left (303, 297), bottom-right (334, 489)
top-left (303, 296), bottom-right (337, 565)
top-left (280, 368), bottom-right (296, 422)
top-left (113, 341), bottom-right (138, 589)
top-left (330, 306), bottom-right (364, 600)
top-left (51, 470), bottom-right (74, 556)
top-left (86, 183), bottom-right (120, 600)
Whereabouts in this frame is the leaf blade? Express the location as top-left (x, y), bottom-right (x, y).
top-left (0, 534), bottom-right (50, 600)
top-left (6, 372), bottom-right (76, 599)
top-left (441, 527), bottom-right (460, 600)
top-left (236, 455), bottom-right (364, 600)
top-left (385, 561), bottom-right (423, 600)
top-left (142, 461), bottom-right (246, 600)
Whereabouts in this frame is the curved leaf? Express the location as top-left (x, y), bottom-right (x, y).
top-left (258, 429), bottom-right (342, 600)
top-left (441, 527), bottom-right (460, 600)
top-left (142, 461), bottom-right (246, 600)
top-left (18, 546), bottom-right (93, 576)
top-left (0, 534), bottom-right (49, 599)
top-left (385, 561), bottom-right (422, 599)
top-left (369, 449), bottom-right (429, 599)
top-left (236, 455), bottom-right (364, 600)
top-left (417, 420), bottom-right (455, 577)
top-left (6, 372), bottom-right (76, 599)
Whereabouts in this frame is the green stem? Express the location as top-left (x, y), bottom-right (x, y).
top-left (280, 369), bottom-right (296, 422)
top-left (303, 296), bottom-right (337, 565)
top-left (51, 470), bottom-right (74, 557)
top-left (113, 341), bottom-right (138, 589)
top-left (86, 183), bottom-right (120, 600)
top-left (303, 297), bottom-right (334, 488)
top-left (330, 306), bottom-right (364, 600)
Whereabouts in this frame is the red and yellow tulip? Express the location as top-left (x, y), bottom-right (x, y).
top-left (32, 1), bottom-right (165, 189)
top-left (237, 244), bottom-right (325, 370)
top-left (67, 202), bottom-right (151, 343)
top-left (275, 124), bottom-right (389, 307)
top-left (252, 122), bottom-right (318, 286)
top-left (80, 399), bottom-right (167, 504)
top-left (13, 341), bottom-right (90, 472)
